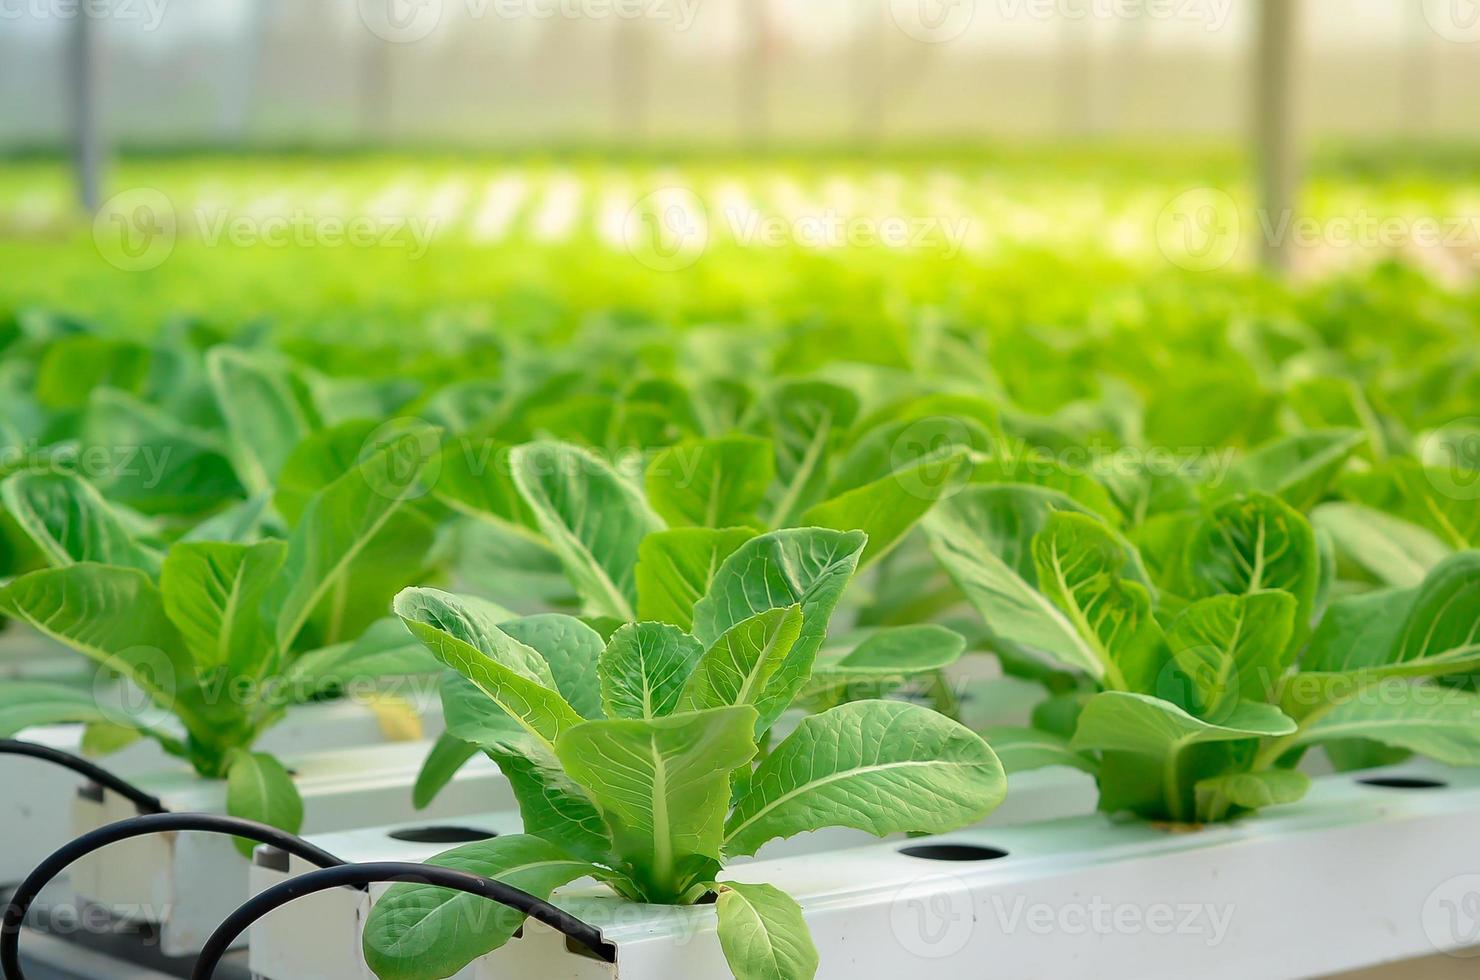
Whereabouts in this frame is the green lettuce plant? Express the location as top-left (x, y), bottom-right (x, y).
top-left (362, 525), bottom-right (1006, 980)
top-left (928, 484), bottom-right (1480, 824)
top-left (0, 427), bottom-right (442, 850)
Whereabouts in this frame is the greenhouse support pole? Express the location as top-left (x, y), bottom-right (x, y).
top-left (1254, 0), bottom-right (1299, 275)
top-left (614, 17), bottom-right (649, 143)
top-left (740, 0), bottom-right (771, 146)
top-left (852, 0), bottom-right (885, 145)
top-left (1402, 0), bottom-right (1437, 136)
top-left (70, 6), bottom-right (102, 213)
top-left (1058, 5), bottom-right (1095, 136)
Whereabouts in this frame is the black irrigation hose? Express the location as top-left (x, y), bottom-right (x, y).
top-left (0, 812), bottom-right (350, 980)
top-left (0, 739), bottom-right (167, 815)
top-left (191, 861), bottom-right (617, 979)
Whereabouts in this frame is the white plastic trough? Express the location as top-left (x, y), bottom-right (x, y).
top-left (1, 695), bottom-right (446, 886)
top-left (245, 766), bottom-right (1100, 980)
top-left (246, 762), bottom-right (1480, 980)
top-left (63, 738), bottom-right (512, 957)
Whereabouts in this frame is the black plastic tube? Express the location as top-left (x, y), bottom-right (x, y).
top-left (0, 739), bottom-right (167, 815)
top-left (1, 812), bottom-right (350, 980)
top-left (190, 860), bottom-right (616, 979)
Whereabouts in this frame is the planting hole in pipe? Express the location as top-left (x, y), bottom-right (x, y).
top-left (899, 843), bottom-right (1008, 862)
top-left (1357, 776), bottom-right (1448, 791)
top-left (388, 825), bottom-right (498, 844)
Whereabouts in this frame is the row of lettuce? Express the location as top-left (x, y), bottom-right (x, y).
top-left (0, 299), bottom-right (1476, 980)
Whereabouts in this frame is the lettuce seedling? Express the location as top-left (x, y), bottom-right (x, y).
top-left (0, 426), bottom-right (442, 849)
top-left (362, 526), bottom-right (1006, 980)
top-left (928, 486), bottom-right (1480, 823)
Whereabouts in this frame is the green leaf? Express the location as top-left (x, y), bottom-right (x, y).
top-left (807, 625), bottom-right (966, 706)
top-left (432, 428), bottom-right (532, 534)
top-left (1194, 769), bottom-right (1309, 822)
top-left (362, 835), bottom-right (598, 980)
top-left (183, 494), bottom-right (273, 544)
top-left (925, 485), bottom-right (1108, 679)
top-left (224, 750), bottom-right (303, 858)
top-left (80, 721), bottom-right (145, 756)
top-left (269, 421), bottom-right (440, 651)
top-left (765, 381), bottom-right (860, 526)
top-left (692, 528), bottom-right (867, 731)
top-left (725, 700), bottom-right (1006, 857)
top-left (829, 412), bottom-right (995, 496)
top-left (498, 614), bottom-right (607, 720)
top-left (206, 346), bottom-right (319, 496)
top-left (977, 725), bottom-right (1098, 775)
top-left (0, 681), bottom-right (113, 736)
top-left (1071, 692), bottom-right (1296, 822)
top-left (395, 588), bottom-right (582, 749)
top-left (34, 336), bottom-right (150, 410)
top-left (679, 606), bottom-right (803, 713)
top-left (1292, 682), bottom-right (1480, 765)
top-left (1293, 554), bottom-right (1480, 706)
top-left (0, 470), bottom-right (161, 572)
top-left (80, 388), bottom-right (242, 516)
top-left (599, 622), bottom-right (706, 720)
top-left (1166, 591), bottom-right (1297, 716)
top-left (1341, 459), bottom-right (1477, 551)
top-left (1031, 510), bottom-right (1159, 691)
top-left (510, 441), bottom-right (664, 619)
top-left (714, 881), bottom-right (819, 980)
top-left (635, 526), bottom-right (757, 630)
top-left (1312, 502), bottom-right (1449, 589)
top-left (1220, 430), bottom-right (1365, 511)
top-left (555, 705), bottom-right (758, 899)
top-left (284, 617), bottom-right (444, 697)
top-left (439, 675), bottom-right (612, 860)
top-left (412, 732), bottom-right (480, 810)
top-left (160, 540), bottom-right (286, 676)
top-left (801, 450), bottom-right (968, 568)
top-left (1071, 692), bottom-right (1297, 759)
top-left (1394, 551), bottom-right (1480, 663)
top-left (1302, 588), bottom-right (1415, 675)
top-left (820, 624), bottom-right (966, 675)
top-left (971, 452), bottom-right (1122, 524)
top-left (0, 564), bottom-right (197, 717)
top-left (645, 436), bottom-right (774, 528)
top-left (1180, 493), bottom-right (1320, 630)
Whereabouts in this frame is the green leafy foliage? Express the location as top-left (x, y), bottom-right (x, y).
top-left (370, 525), bottom-right (1005, 980)
top-left (0, 429), bottom-right (443, 839)
top-left (930, 456), bottom-right (1480, 823)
